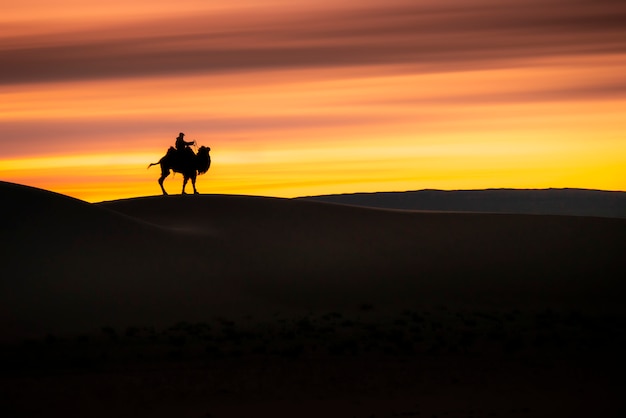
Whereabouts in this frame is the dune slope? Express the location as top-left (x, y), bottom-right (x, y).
top-left (2, 181), bottom-right (625, 340)
top-left (1, 182), bottom-right (227, 339)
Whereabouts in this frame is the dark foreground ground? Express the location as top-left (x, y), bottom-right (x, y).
top-left (2, 306), bottom-right (625, 417)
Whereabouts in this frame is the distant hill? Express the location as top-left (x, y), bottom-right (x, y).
top-left (300, 188), bottom-right (626, 218)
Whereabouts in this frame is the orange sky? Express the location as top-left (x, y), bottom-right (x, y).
top-left (1, 0), bottom-right (625, 202)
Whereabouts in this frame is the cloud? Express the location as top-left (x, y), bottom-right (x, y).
top-left (2, 0), bottom-right (625, 85)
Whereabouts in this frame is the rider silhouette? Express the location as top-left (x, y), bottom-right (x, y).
top-left (175, 132), bottom-right (195, 151)
top-left (174, 132), bottom-right (195, 164)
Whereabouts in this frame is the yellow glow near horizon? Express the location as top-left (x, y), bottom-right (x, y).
top-left (2, 1), bottom-right (626, 202)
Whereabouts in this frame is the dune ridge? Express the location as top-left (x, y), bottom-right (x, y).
top-left (2, 181), bottom-right (625, 341)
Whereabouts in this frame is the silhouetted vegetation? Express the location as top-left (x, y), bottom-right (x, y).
top-left (3, 308), bottom-right (626, 374)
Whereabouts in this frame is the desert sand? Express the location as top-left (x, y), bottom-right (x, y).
top-left (1, 180), bottom-right (625, 417)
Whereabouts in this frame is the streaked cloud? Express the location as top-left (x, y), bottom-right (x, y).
top-left (2, 0), bottom-right (625, 84)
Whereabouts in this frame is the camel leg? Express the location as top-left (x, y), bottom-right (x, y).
top-left (158, 169), bottom-right (170, 195)
top-left (182, 176), bottom-right (189, 195)
top-left (191, 174), bottom-right (199, 194)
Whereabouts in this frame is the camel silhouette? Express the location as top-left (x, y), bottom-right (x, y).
top-left (148, 146), bottom-right (211, 195)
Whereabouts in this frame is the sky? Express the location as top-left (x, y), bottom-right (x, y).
top-left (1, 0), bottom-right (625, 202)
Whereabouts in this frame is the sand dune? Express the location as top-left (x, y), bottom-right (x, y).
top-left (2, 180), bottom-right (625, 341)
top-left (2, 181), bottom-right (626, 417)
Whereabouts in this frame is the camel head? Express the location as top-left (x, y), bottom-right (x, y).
top-left (197, 146), bottom-right (211, 174)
